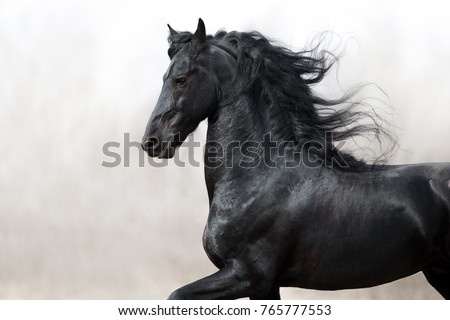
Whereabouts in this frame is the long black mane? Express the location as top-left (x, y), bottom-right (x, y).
top-left (168, 29), bottom-right (396, 171)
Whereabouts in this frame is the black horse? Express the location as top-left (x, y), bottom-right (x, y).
top-left (142, 19), bottom-right (450, 299)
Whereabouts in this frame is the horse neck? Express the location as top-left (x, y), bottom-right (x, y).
top-left (206, 92), bottom-right (288, 149)
top-left (204, 93), bottom-right (293, 178)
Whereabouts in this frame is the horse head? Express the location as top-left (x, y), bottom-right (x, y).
top-left (141, 19), bottom-right (236, 158)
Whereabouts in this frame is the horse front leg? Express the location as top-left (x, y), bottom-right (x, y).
top-left (167, 259), bottom-right (276, 300)
top-left (249, 286), bottom-right (280, 300)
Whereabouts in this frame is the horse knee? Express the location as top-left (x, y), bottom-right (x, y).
top-left (167, 259), bottom-right (276, 299)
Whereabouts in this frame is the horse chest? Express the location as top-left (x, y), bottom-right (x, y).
top-left (202, 210), bottom-right (249, 266)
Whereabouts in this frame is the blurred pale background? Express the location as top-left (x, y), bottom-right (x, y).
top-left (1, 0), bottom-right (450, 299)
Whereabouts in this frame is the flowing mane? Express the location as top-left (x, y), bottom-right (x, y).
top-left (168, 29), bottom-right (396, 171)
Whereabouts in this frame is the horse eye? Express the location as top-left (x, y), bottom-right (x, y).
top-left (175, 77), bottom-right (186, 86)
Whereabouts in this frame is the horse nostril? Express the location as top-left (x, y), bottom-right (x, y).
top-left (142, 137), bottom-right (160, 151)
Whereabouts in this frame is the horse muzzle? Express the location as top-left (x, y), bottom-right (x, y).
top-left (141, 135), bottom-right (178, 159)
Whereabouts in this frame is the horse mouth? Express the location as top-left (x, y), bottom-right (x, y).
top-left (157, 146), bottom-right (176, 159)
top-left (141, 140), bottom-right (177, 159)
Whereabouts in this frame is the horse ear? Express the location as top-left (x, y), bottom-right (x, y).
top-left (167, 24), bottom-right (178, 37)
top-left (193, 18), bottom-right (206, 43)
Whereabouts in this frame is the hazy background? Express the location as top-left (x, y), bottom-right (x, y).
top-left (1, 0), bottom-right (450, 299)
